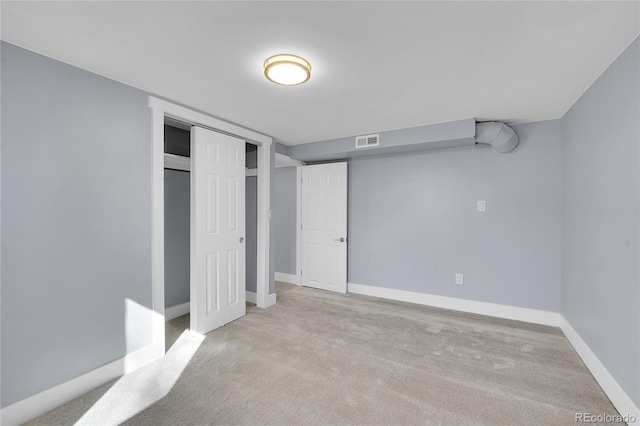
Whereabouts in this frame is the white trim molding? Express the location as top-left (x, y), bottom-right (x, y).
top-left (254, 136), bottom-right (272, 309)
top-left (165, 293), bottom-right (275, 318)
top-left (164, 153), bottom-right (190, 172)
top-left (347, 282), bottom-right (561, 327)
top-left (149, 95), bottom-right (273, 325)
top-left (266, 292), bottom-right (277, 307)
top-left (246, 291), bottom-right (276, 307)
top-left (165, 302), bottom-right (190, 321)
top-left (0, 345), bottom-right (157, 426)
top-left (295, 166), bottom-right (302, 286)
top-left (150, 101), bottom-right (167, 358)
top-left (150, 97), bottom-right (271, 145)
top-left (347, 282), bottom-right (639, 422)
top-left (560, 316), bottom-right (640, 424)
top-left (275, 272), bottom-right (300, 285)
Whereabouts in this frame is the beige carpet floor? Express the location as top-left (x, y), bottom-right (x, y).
top-left (27, 282), bottom-right (617, 425)
top-left (165, 312), bottom-right (190, 352)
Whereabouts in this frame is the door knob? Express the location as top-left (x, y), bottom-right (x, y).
top-left (334, 237), bottom-right (346, 242)
top-left (239, 237), bottom-right (244, 243)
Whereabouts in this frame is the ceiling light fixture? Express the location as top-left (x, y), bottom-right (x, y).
top-left (263, 54), bottom-right (311, 86)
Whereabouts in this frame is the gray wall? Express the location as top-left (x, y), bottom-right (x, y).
top-left (246, 144), bottom-right (257, 169)
top-left (164, 125), bottom-right (190, 157)
top-left (348, 120), bottom-right (562, 311)
top-left (1, 42), bottom-right (153, 407)
top-left (164, 169), bottom-right (190, 308)
top-left (274, 167), bottom-right (298, 275)
top-left (246, 176), bottom-right (258, 293)
top-left (246, 143), bottom-right (258, 292)
top-left (275, 141), bottom-right (289, 156)
top-left (561, 37), bottom-right (640, 406)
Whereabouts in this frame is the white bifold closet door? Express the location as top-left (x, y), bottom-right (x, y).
top-left (190, 126), bottom-right (246, 335)
top-left (300, 162), bottom-right (348, 294)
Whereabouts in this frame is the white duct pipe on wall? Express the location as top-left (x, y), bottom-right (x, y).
top-left (475, 122), bottom-right (519, 153)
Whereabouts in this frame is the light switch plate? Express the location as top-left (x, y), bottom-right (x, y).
top-left (477, 200), bottom-right (486, 212)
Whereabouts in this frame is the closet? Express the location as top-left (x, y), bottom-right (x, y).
top-left (163, 121), bottom-right (257, 351)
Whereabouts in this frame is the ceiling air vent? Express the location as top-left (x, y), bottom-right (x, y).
top-left (355, 134), bottom-right (380, 149)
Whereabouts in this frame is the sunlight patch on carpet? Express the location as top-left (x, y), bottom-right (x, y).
top-left (76, 330), bottom-right (204, 425)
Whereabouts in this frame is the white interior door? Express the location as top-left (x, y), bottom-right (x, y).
top-left (190, 126), bottom-right (246, 335)
top-left (300, 162), bottom-right (348, 293)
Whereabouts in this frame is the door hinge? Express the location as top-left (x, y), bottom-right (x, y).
top-left (301, 223), bottom-right (303, 230)
top-left (300, 270), bottom-right (302, 275)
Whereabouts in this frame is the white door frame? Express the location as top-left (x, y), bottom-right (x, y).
top-left (296, 166), bottom-right (303, 286)
top-left (149, 96), bottom-right (274, 357)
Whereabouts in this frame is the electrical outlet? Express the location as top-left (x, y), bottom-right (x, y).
top-left (477, 200), bottom-right (486, 212)
top-left (455, 273), bottom-right (464, 285)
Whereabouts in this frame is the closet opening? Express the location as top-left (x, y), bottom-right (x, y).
top-left (163, 119), bottom-right (259, 351)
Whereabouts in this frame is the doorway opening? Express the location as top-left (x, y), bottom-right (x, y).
top-left (163, 121), bottom-right (191, 350)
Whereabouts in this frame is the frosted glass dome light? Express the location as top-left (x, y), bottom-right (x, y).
top-left (264, 54), bottom-right (311, 86)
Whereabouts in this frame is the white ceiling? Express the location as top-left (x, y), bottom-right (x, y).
top-left (2, 1), bottom-right (638, 145)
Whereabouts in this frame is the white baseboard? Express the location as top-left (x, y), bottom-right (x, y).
top-left (346, 282), bottom-right (638, 424)
top-left (2, 286), bottom-right (276, 425)
top-left (0, 344), bottom-right (161, 426)
top-left (246, 291), bottom-right (257, 304)
top-left (347, 282), bottom-right (561, 327)
top-left (167, 292), bottom-right (274, 315)
top-left (560, 316), bottom-right (639, 424)
top-left (123, 344), bottom-right (161, 374)
top-left (266, 292), bottom-right (277, 307)
top-left (275, 272), bottom-right (300, 285)
top-left (246, 291), bottom-right (277, 308)
top-left (165, 302), bottom-right (190, 321)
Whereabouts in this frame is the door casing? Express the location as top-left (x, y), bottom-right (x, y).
top-left (149, 96), bottom-right (274, 357)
